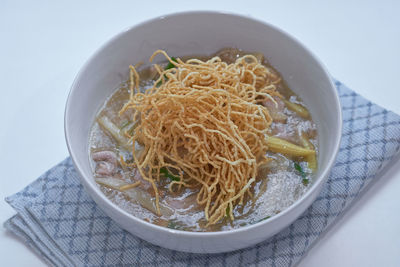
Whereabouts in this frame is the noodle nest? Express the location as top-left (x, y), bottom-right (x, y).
top-left (120, 50), bottom-right (281, 225)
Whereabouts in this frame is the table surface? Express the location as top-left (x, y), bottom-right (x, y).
top-left (1, 1), bottom-right (400, 266)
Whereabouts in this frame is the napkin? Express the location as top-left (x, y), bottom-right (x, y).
top-left (4, 80), bottom-right (400, 266)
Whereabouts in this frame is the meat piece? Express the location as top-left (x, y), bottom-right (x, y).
top-left (165, 193), bottom-right (200, 212)
top-left (92, 150), bottom-right (118, 162)
top-left (262, 96), bottom-right (287, 123)
top-left (263, 96), bottom-right (284, 110)
top-left (269, 123), bottom-right (296, 143)
top-left (129, 168), bottom-right (164, 197)
top-left (132, 169), bottom-right (152, 190)
top-left (92, 151), bottom-right (117, 176)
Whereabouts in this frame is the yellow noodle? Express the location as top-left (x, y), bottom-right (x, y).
top-left (119, 181), bottom-right (141, 191)
top-left (121, 50), bottom-right (284, 225)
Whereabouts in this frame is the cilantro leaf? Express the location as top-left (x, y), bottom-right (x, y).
top-left (254, 216), bottom-right (271, 224)
top-left (226, 206), bottom-right (230, 217)
top-left (156, 57), bottom-right (178, 87)
top-left (294, 162), bottom-right (309, 185)
top-left (164, 57), bottom-right (178, 70)
top-left (167, 220), bottom-right (178, 229)
top-left (160, 167), bottom-right (180, 181)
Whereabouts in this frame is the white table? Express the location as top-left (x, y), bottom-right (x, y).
top-left (1, 1), bottom-right (400, 266)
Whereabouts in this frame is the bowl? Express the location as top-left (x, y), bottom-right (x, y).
top-left (65, 11), bottom-right (342, 253)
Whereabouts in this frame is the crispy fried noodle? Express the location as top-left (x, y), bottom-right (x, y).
top-left (120, 50), bottom-right (282, 225)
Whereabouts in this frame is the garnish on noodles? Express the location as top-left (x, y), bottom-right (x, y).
top-left (118, 50), bottom-right (294, 225)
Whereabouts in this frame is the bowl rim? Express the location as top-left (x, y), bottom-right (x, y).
top-left (65, 10), bottom-right (342, 237)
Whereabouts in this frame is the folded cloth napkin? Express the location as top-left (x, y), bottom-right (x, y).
top-left (4, 80), bottom-right (400, 267)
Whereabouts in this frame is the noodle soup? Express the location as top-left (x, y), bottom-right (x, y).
top-left (88, 48), bottom-right (317, 231)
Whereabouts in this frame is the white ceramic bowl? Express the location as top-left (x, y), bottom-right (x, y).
top-left (65, 11), bottom-right (342, 253)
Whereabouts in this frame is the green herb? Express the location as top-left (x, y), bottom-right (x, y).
top-left (120, 120), bottom-right (130, 129)
top-left (294, 162), bottom-right (306, 178)
top-left (164, 57), bottom-right (178, 70)
top-left (226, 206), bottom-right (230, 217)
top-left (254, 216), bottom-right (271, 224)
top-left (294, 162), bottom-right (309, 185)
top-left (156, 57), bottom-right (178, 87)
top-left (160, 167), bottom-right (180, 181)
top-left (167, 220), bottom-right (178, 229)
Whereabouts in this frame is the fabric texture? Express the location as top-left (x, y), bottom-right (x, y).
top-left (4, 80), bottom-right (400, 266)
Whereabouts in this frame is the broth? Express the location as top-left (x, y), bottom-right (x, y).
top-left (88, 48), bottom-right (317, 231)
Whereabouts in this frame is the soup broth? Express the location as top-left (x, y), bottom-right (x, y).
top-left (88, 48), bottom-right (317, 231)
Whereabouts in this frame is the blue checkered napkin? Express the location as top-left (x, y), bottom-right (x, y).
top-left (4, 81), bottom-right (400, 267)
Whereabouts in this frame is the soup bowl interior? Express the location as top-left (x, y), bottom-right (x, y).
top-left (65, 11), bottom-right (341, 253)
